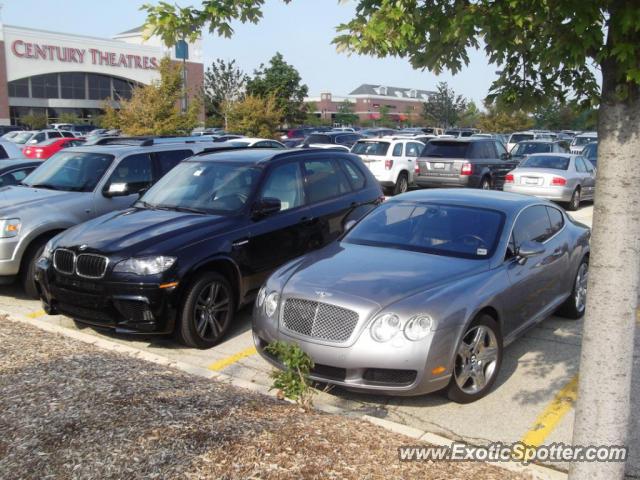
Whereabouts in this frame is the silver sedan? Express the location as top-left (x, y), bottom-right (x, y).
top-left (253, 189), bottom-right (590, 403)
top-left (503, 153), bottom-right (596, 211)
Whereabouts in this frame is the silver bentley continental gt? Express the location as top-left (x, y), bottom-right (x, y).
top-left (252, 189), bottom-right (590, 403)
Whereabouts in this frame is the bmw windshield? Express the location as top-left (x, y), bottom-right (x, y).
top-left (137, 161), bottom-right (260, 214)
top-left (344, 201), bottom-right (505, 259)
top-left (22, 152), bottom-right (114, 192)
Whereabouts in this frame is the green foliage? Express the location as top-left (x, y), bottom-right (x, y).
top-left (226, 94), bottom-right (283, 138)
top-left (204, 58), bottom-right (248, 129)
top-left (102, 57), bottom-right (201, 136)
top-left (533, 101), bottom-right (598, 131)
top-left (265, 340), bottom-right (315, 409)
top-left (246, 52), bottom-right (308, 125)
top-left (57, 112), bottom-right (82, 125)
top-left (20, 113), bottom-right (48, 130)
top-left (334, 100), bottom-right (358, 126)
top-left (477, 99), bottom-right (534, 133)
top-left (457, 101), bottom-right (480, 128)
top-left (422, 82), bottom-right (468, 128)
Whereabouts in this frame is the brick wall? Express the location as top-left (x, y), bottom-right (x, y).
top-left (0, 41), bottom-right (10, 125)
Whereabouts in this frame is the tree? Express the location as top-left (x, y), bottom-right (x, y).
top-left (478, 99), bottom-right (534, 133)
top-left (204, 58), bottom-right (248, 129)
top-left (246, 52), bottom-right (308, 126)
top-left (457, 101), bottom-right (480, 129)
top-left (20, 113), bottom-right (48, 130)
top-left (102, 57), bottom-right (200, 136)
top-left (226, 94), bottom-right (283, 138)
top-left (334, 100), bottom-right (358, 126)
top-left (421, 82), bottom-right (467, 128)
top-left (144, 3), bottom-right (640, 478)
top-left (57, 112), bottom-right (82, 125)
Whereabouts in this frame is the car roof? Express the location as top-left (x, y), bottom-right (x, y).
top-left (59, 142), bottom-right (206, 155)
top-left (188, 147), bottom-right (349, 165)
top-left (0, 159), bottom-right (41, 172)
top-left (526, 152), bottom-right (575, 158)
top-left (430, 137), bottom-right (486, 143)
top-left (390, 188), bottom-right (544, 213)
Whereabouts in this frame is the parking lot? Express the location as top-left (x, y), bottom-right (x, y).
top-left (2, 203), bottom-right (629, 476)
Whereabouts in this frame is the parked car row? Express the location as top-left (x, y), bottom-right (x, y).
top-left (0, 134), bottom-right (592, 404)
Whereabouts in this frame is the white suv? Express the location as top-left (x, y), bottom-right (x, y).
top-left (351, 136), bottom-right (425, 194)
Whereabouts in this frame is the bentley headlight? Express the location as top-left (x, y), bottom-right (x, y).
top-left (256, 285), bottom-right (267, 307)
top-left (370, 313), bottom-right (401, 342)
top-left (0, 218), bottom-right (21, 239)
top-left (113, 256), bottom-right (176, 275)
top-left (404, 315), bottom-right (434, 341)
top-left (264, 292), bottom-right (280, 318)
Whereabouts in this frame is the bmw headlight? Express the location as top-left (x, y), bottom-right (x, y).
top-left (0, 218), bottom-right (21, 239)
top-left (264, 292), bottom-right (280, 317)
top-left (113, 256), bottom-right (176, 275)
top-left (40, 239), bottom-right (55, 261)
top-left (256, 285), bottom-right (267, 307)
top-left (370, 313), bottom-right (401, 342)
top-left (404, 315), bottom-right (435, 341)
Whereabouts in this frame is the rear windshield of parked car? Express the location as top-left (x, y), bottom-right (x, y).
top-left (421, 141), bottom-right (469, 159)
top-left (351, 141), bottom-right (390, 156)
top-left (305, 134), bottom-right (331, 145)
top-left (510, 133), bottom-right (534, 143)
top-left (512, 142), bottom-right (552, 156)
top-left (344, 201), bottom-right (504, 259)
top-left (520, 155), bottom-right (570, 170)
top-left (573, 136), bottom-right (596, 146)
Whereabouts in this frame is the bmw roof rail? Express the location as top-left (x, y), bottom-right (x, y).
top-left (86, 135), bottom-right (217, 147)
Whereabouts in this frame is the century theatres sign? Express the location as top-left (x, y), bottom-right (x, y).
top-left (11, 39), bottom-right (159, 70)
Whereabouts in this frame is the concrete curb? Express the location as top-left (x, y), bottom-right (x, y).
top-left (7, 312), bottom-right (567, 480)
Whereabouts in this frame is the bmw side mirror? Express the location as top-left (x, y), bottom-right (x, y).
top-left (516, 240), bottom-right (545, 264)
top-left (252, 197), bottom-right (281, 219)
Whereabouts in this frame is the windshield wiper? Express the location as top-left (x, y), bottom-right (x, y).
top-left (29, 183), bottom-right (61, 191)
top-left (135, 200), bottom-right (157, 210)
top-left (155, 204), bottom-right (207, 215)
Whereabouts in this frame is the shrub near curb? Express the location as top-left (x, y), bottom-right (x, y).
top-left (265, 341), bottom-right (315, 409)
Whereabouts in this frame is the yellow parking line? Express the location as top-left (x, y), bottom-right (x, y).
top-left (26, 310), bottom-right (46, 319)
top-left (207, 346), bottom-right (257, 371)
top-left (520, 374), bottom-right (579, 447)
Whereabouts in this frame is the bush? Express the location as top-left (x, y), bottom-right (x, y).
top-left (265, 341), bottom-right (315, 409)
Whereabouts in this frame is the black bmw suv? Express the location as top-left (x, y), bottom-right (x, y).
top-left (35, 148), bottom-right (383, 348)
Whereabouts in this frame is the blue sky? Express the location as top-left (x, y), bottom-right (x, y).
top-left (2, 0), bottom-right (498, 105)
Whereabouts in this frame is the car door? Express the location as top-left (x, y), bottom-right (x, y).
top-left (302, 155), bottom-right (360, 248)
top-left (502, 205), bottom-right (569, 335)
top-left (95, 153), bottom-right (153, 215)
top-left (575, 156), bottom-right (596, 199)
top-left (492, 140), bottom-right (517, 188)
top-left (242, 159), bottom-right (312, 292)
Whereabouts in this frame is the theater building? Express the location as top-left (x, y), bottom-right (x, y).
top-left (0, 23), bottom-right (204, 126)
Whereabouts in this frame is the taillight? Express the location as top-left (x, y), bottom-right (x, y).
top-left (414, 163), bottom-right (420, 175)
top-left (461, 162), bottom-right (473, 175)
top-left (551, 176), bottom-right (567, 186)
top-left (505, 173), bottom-right (514, 183)
top-left (385, 159), bottom-right (394, 170)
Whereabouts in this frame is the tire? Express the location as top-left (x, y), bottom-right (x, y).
top-left (480, 176), bottom-right (492, 190)
top-left (446, 315), bottom-right (503, 403)
top-left (393, 172), bottom-right (409, 195)
top-left (566, 188), bottom-right (581, 211)
top-left (20, 237), bottom-right (48, 299)
top-left (556, 257), bottom-right (589, 319)
top-left (177, 272), bottom-right (235, 349)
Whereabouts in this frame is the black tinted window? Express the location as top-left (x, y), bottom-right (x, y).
top-left (514, 206), bottom-right (553, 244)
top-left (342, 159), bottom-right (366, 190)
top-left (61, 132), bottom-right (74, 138)
top-left (0, 146), bottom-right (7, 160)
top-left (303, 159), bottom-right (351, 203)
top-left (106, 154), bottom-right (153, 194)
top-left (306, 134), bottom-right (330, 145)
top-left (155, 149), bottom-right (193, 176)
top-left (392, 143), bottom-right (403, 156)
top-left (421, 141), bottom-right (469, 159)
top-left (546, 207), bottom-right (564, 235)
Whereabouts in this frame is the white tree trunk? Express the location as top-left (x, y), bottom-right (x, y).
top-left (569, 94), bottom-right (640, 479)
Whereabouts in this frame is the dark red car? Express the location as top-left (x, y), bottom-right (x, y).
top-left (23, 137), bottom-right (85, 160)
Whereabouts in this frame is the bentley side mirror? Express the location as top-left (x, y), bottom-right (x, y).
top-left (516, 240), bottom-right (545, 265)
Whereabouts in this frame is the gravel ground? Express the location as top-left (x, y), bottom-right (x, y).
top-left (0, 318), bottom-right (526, 480)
